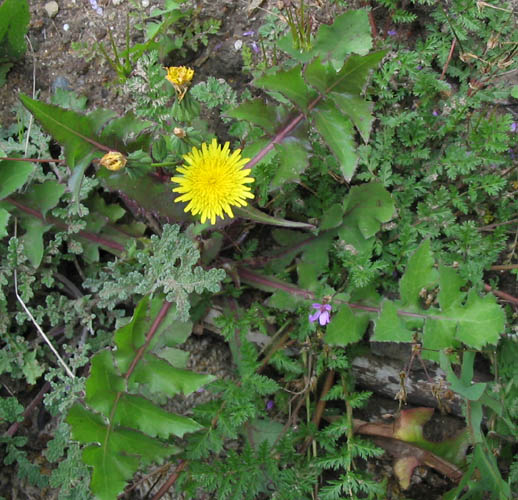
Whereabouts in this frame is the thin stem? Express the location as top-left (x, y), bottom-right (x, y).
top-left (14, 267), bottom-right (75, 379)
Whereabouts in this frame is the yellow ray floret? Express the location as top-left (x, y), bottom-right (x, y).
top-left (165, 66), bottom-right (194, 101)
top-left (171, 139), bottom-right (255, 224)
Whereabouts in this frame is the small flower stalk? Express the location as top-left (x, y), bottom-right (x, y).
top-left (99, 151), bottom-right (127, 171)
top-left (309, 303), bottom-right (332, 326)
top-left (165, 66), bottom-right (194, 102)
top-left (171, 139), bottom-right (254, 225)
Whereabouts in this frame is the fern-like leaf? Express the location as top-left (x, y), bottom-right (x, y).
top-left (67, 296), bottom-right (213, 500)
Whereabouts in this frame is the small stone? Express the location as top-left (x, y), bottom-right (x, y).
top-left (63, 23), bottom-right (70, 31)
top-left (112, 0), bottom-right (124, 5)
top-left (44, 1), bottom-right (59, 18)
top-left (234, 39), bottom-right (243, 51)
top-left (141, 0), bottom-right (149, 6)
top-left (51, 76), bottom-right (71, 93)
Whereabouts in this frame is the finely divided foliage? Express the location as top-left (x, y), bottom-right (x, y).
top-left (1, 2), bottom-right (517, 499)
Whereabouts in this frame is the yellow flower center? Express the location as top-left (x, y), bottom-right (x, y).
top-left (171, 139), bottom-right (255, 224)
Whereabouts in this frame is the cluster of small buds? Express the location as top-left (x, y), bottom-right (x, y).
top-left (89, 0), bottom-right (103, 15)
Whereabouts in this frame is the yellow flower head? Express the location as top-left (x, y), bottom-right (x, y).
top-left (99, 151), bottom-right (127, 171)
top-left (171, 139), bottom-right (254, 224)
top-left (165, 66), bottom-right (194, 101)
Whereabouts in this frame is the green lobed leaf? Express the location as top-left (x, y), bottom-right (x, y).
top-left (439, 352), bottom-right (486, 401)
top-left (19, 217), bottom-right (51, 268)
top-left (332, 51), bottom-right (388, 95)
top-left (21, 180), bottom-right (65, 217)
top-left (311, 10), bottom-right (372, 69)
top-left (372, 300), bottom-right (415, 342)
top-left (320, 203), bottom-right (344, 230)
top-left (98, 112), bottom-right (153, 152)
top-left (113, 295), bottom-right (194, 371)
top-left (132, 354), bottom-right (214, 397)
top-left (0, 160), bottom-right (34, 199)
top-left (254, 65), bottom-right (317, 111)
top-left (330, 92), bottom-right (373, 143)
top-left (0, 0), bottom-right (29, 61)
top-left (297, 231), bottom-right (334, 289)
top-left (338, 182), bottom-right (395, 253)
top-left (85, 350), bottom-right (125, 416)
top-left (19, 94), bottom-right (101, 203)
top-left (114, 394), bottom-right (203, 439)
top-left (19, 94), bottom-right (99, 169)
top-left (0, 207), bottom-right (9, 237)
top-left (68, 296), bottom-right (210, 500)
top-left (325, 304), bottom-right (369, 346)
top-left (67, 404), bottom-right (178, 500)
top-left (271, 139), bottom-right (309, 189)
top-left (313, 101), bottom-right (357, 180)
top-left (225, 99), bottom-right (280, 135)
top-left (399, 240), bottom-right (438, 309)
top-left (451, 291), bottom-right (505, 349)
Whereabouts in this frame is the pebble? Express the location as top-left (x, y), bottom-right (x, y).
top-left (44, 1), bottom-right (59, 18)
top-left (51, 76), bottom-right (72, 93)
top-left (234, 39), bottom-right (243, 51)
top-left (63, 23), bottom-right (70, 31)
top-left (112, 0), bottom-right (124, 5)
top-left (141, 0), bottom-right (149, 6)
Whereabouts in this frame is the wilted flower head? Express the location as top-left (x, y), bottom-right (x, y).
top-left (99, 151), bottom-right (126, 171)
top-left (171, 139), bottom-right (254, 224)
top-left (165, 66), bottom-right (194, 101)
top-left (309, 303), bottom-right (332, 326)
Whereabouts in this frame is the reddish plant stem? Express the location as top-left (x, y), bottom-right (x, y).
top-left (300, 369), bottom-right (335, 455)
top-left (0, 157), bottom-right (65, 163)
top-left (440, 38), bottom-right (456, 80)
top-left (5, 197), bottom-right (125, 253)
top-left (106, 301), bottom-right (173, 456)
top-left (484, 284), bottom-right (518, 306)
top-left (4, 381), bottom-right (51, 438)
top-left (124, 301), bottom-right (173, 381)
top-left (151, 460), bottom-right (188, 500)
top-left (246, 58), bottom-right (363, 170)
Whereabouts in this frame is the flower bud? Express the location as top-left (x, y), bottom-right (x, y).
top-left (173, 127), bottom-right (186, 138)
top-left (100, 151), bottom-right (127, 171)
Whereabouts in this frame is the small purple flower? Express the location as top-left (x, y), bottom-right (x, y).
top-left (417, 65), bottom-right (423, 70)
top-left (242, 30), bottom-right (255, 37)
top-left (250, 41), bottom-right (259, 54)
top-left (309, 303), bottom-right (332, 326)
top-left (266, 400), bottom-right (274, 411)
top-left (432, 110), bottom-right (439, 116)
top-left (511, 122), bottom-right (518, 133)
top-left (387, 30), bottom-right (397, 37)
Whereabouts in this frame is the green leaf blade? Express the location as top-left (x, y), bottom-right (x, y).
top-left (254, 65), bottom-right (317, 111)
top-left (0, 160), bottom-right (34, 199)
top-left (325, 304), bottom-right (368, 346)
top-left (313, 103), bottom-right (357, 181)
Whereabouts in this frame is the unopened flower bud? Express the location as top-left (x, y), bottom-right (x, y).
top-left (173, 127), bottom-right (186, 138)
top-left (100, 151), bottom-right (127, 171)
